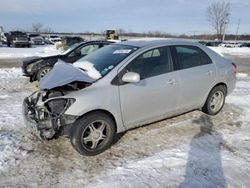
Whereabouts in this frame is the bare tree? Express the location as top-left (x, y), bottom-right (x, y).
top-left (32, 22), bottom-right (43, 32)
top-left (207, 1), bottom-right (230, 41)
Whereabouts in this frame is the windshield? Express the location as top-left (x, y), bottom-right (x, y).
top-left (61, 43), bottom-right (80, 55)
top-left (73, 44), bottom-right (138, 79)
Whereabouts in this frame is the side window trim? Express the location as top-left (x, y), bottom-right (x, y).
top-left (170, 46), bottom-right (179, 70)
top-left (171, 45), bottom-right (212, 71)
top-left (198, 48), bottom-right (213, 65)
top-left (111, 46), bottom-right (174, 86)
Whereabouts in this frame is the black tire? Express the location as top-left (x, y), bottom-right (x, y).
top-left (70, 112), bottom-right (116, 156)
top-left (36, 66), bottom-right (52, 81)
top-left (202, 85), bottom-right (226, 115)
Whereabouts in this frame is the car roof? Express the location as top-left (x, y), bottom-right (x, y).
top-left (119, 39), bottom-right (199, 48)
top-left (77, 40), bottom-right (114, 45)
top-left (63, 40), bottom-right (114, 55)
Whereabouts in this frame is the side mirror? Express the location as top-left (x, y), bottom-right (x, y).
top-left (122, 72), bottom-right (140, 83)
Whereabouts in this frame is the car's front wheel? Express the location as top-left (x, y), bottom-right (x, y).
top-left (202, 85), bottom-right (226, 115)
top-left (70, 112), bottom-right (116, 156)
top-left (36, 66), bottom-right (52, 81)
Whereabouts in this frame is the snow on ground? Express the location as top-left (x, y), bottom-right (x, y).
top-left (0, 68), bottom-right (33, 171)
top-left (227, 73), bottom-right (250, 122)
top-left (0, 45), bottom-right (250, 187)
top-left (0, 66), bottom-right (249, 187)
top-left (209, 46), bottom-right (250, 57)
top-left (0, 41), bottom-right (249, 60)
top-left (0, 45), bottom-right (61, 59)
top-left (86, 73), bottom-right (250, 188)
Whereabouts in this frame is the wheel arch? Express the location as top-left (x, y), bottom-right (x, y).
top-left (201, 82), bottom-right (227, 115)
top-left (212, 82), bottom-right (227, 95)
top-left (76, 109), bottom-right (118, 133)
top-left (201, 82), bottom-right (228, 108)
top-left (35, 64), bottom-right (53, 81)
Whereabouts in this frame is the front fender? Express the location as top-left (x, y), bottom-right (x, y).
top-left (64, 84), bottom-right (125, 133)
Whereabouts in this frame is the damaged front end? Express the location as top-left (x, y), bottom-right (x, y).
top-left (23, 90), bottom-right (78, 140)
top-left (23, 61), bottom-right (96, 140)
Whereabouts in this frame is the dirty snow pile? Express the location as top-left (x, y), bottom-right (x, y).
top-left (0, 131), bottom-right (29, 170)
top-left (227, 73), bottom-right (250, 120)
top-left (0, 45), bottom-right (61, 59)
top-left (0, 68), bottom-right (33, 171)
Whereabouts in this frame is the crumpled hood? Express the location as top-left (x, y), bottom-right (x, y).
top-left (39, 60), bottom-right (96, 90)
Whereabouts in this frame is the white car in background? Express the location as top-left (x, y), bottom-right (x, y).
top-left (219, 42), bottom-right (240, 48)
top-left (0, 32), bottom-right (8, 44)
top-left (29, 33), bottom-right (45, 45)
top-left (47, 35), bottom-right (62, 44)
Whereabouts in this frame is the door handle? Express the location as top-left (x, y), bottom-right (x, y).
top-left (168, 79), bottom-right (177, 85)
top-left (206, 70), bottom-right (213, 76)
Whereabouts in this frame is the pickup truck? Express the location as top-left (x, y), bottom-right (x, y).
top-left (7, 31), bottom-right (30, 48)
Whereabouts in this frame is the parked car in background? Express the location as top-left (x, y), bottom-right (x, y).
top-left (0, 32), bottom-right (8, 44)
top-left (238, 42), bottom-right (248, 47)
top-left (22, 40), bottom-right (114, 81)
top-left (23, 40), bottom-right (236, 156)
top-left (7, 31), bottom-right (30, 47)
top-left (46, 35), bottom-right (62, 44)
top-left (61, 36), bottom-right (85, 50)
top-left (205, 41), bottom-right (221, 47)
top-left (198, 41), bottom-right (208, 46)
top-left (29, 33), bottom-right (45, 45)
top-left (219, 42), bottom-right (244, 48)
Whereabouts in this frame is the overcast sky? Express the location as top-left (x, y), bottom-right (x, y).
top-left (0, 0), bottom-right (249, 34)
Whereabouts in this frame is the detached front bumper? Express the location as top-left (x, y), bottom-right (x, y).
top-left (22, 98), bottom-right (42, 138)
top-left (22, 95), bottom-right (78, 140)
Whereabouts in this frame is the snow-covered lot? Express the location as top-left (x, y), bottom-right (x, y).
top-left (0, 45), bottom-right (61, 59)
top-left (0, 46), bottom-right (250, 187)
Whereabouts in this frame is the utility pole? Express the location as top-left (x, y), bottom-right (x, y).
top-left (222, 20), bottom-right (229, 42)
top-left (235, 19), bottom-right (241, 42)
top-left (222, 13), bottom-right (230, 42)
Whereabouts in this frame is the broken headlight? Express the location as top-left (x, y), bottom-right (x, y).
top-left (45, 98), bottom-right (75, 116)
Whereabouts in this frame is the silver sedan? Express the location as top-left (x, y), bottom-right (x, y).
top-left (23, 40), bottom-right (236, 155)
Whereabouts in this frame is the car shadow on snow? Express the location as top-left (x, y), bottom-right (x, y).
top-left (180, 114), bottom-right (227, 188)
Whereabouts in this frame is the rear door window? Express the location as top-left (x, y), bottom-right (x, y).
top-left (173, 46), bottom-right (212, 70)
top-left (199, 49), bottom-right (212, 65)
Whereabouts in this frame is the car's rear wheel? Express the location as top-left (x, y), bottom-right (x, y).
top-left (36, 66), bottom-right (52, 81)
top-left (202, 85), bottom-right (226, 115)
top-left (70, 112), bottom-right (116, 156)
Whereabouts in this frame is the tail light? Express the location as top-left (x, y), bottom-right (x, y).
top-left (232, 63), bottom-right (237, 74)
